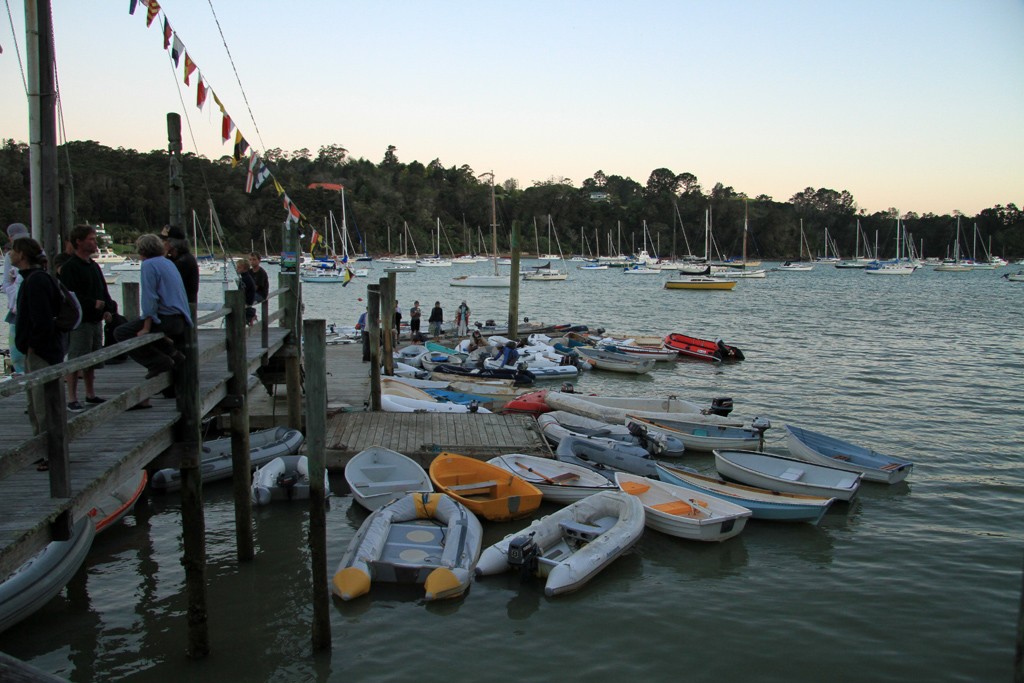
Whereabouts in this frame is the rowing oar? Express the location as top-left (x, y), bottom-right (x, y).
top-left (515, 461), bottom-right (559, 485)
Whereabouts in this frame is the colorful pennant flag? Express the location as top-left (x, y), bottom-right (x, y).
top-left (184, 54), bottom-right (196, 85)
top-left (221, 113), bottom-right (233, 143)
top-left (196, 78), bottom-right (207, 109)
top-left (342, 268), bottom-right (354, 287)
top-left (246, 153), bottom-right (270, 193)
top-left (170, 35), bottom-right (183, 66)
top-left (232, 130), bottom-right (249, 168)
top-left (272, 178), bottom-right (285, 196)
top-left (163, 18), bottom-right (171, 49)
top-left (129, 0), bottom-right (139, 15)
top-left (310, 229), bottom-right (323, 250)
top-left (146, 0), bottom-right (160, 27)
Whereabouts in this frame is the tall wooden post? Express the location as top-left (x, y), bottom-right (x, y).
top-left (508, 220), bottom-right (521, 339)
top-left (279, 272), bottom-right (303, 430)
top-left (121, 282), bottom-right (140, 323)
top-left (367, 284), bottom-right (381, 411)
top-left (167, 114), bottom-right (186, 231)
top-left (176, 270), bottom-right (208, 658)
top-left (225, 290), bottom-right (254, 561)
top-left (36, 0), bottom-right (59, 266)
top-left (379, 275), bottom-right (395, 376)
top-left (303, 319), bottom-right (331, 650)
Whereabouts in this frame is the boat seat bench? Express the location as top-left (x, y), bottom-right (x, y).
top-left (779, 467), bottom-right (805, 481)
top-left (448, 480), bottom-right (498, 491)
top-left (355, 479), bottom-right (425, 492)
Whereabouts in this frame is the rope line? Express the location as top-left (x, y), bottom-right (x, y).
top-left (3, 0), bottom-right (27, 94)
top-left (206, 0), bottom-right (266, 153)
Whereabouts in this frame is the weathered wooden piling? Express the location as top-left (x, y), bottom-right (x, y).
top-left (303, 319), bottom-right (331, 650)
top-left (379, 275), bottom-right (395, 376)
top-left (280, 272), bottom-right (303, 430)
top-left (368, 284), bottom-right (382, 411)
top-left (225, 289), bottom-right (254, 562)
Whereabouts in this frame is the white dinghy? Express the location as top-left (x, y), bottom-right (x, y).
top-left (713, 449), bottom-right (862, 502)
top-left (333, 493), bottom-right (483, 601)
top-left (476, 490), bottom-right (644, 597)
top-left (487, 454), bottom-right (617, 504)
top-left (615, 472), bottom-right (751, 542)
top-left (784, 424), bottom-right (913, 485)
top-left (345, 447), bottom-right (433, 511)
top-left (251, 455), bottom-right (332, 505)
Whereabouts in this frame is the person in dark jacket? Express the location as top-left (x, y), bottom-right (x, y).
top-left (236, 259), bottom-right (258, 325)
top-left (248, 252), bottom-right (270, 302)
top-left (161, 225), bottom-right (199, 305)
top-left (58, 224), bottom-right (114, 411)
top-left (428, 301), bottom-right (444, 338)
top-left (10, 237), bottom-right (66, 435)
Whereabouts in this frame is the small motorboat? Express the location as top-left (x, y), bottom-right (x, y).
top-left (475, 490), bottom-right (645, 597)
top-left (500, 389), bottom-right (551, 416)
top-left (345, 447), bottom-right (433, 511)
top-left (150, 427), bottom-right (305, 493)
top-left (538, 410), bottom-right (686, 457)
top-left (87, 470), bottom-right (148, 533)
top-left (713, 449), bottom-right (862, 501)
top-left (332, 493), bottom-right (483, 601)
top-left (625, 414), bottom-right (770, 453)
top-left (381, 394), bottom-right (490, 413)
top-left (251, 455), bottom-right (332, 505)
top-left (0, 516), bottom-right (95, 634)
top-left (597, 342), bottom-right (678, 362)
top-left (555, 435), bottom-right (659, 478)
top-left (429, 452), bottom-right (542, 521)
top-left (664, 275), bottom-right (736, 290)
top-left (431, 363), bottom-right (535, 387)
top-left (656, 463), bottom-right (833, 524)
top-left (784, 424), bottom-right (913, 485)
top-left (615, 472), bottom-right (751, 542)
top-left (663, 332), bottom-right (744, 362)
top-left (544, 390), bottom-right (739, 427)
top-left (487, 453), bottom-right (617, 504)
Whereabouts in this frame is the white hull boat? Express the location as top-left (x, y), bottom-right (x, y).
top-left (475, 491), bottom-right (644, 597)
top-left (615, 472), bottom-right (751, 542)
top-left (150, 427), bottom-right (305, 492)
top-left (538, 410), bottom-right (686, 457)
top-left (555, 435), bottom-right (659, 478)
top-left (0, 517), bottom-right (95, 634)
top-left (345, 447), bottom-right (433, 511)
top-left (251, 455), bottom-right (332, 505)
top-left (380, 394), bottom-right (491, 413)
top-left (333, 493), bottom-right (483, 601)
top-left (625, 414), bottom-right (769, 453)
top-left (784, 424), bottom-right (913, 484)
top-left (713, 449), bottom-right (862, 501)
top-left (544, 391), bottom-right (738, 427)
top-left (87, 470), bottom-right (148, 533)
top-left (487, 454), bottom-right (617, 504)
top-left (576, 347), bottom-right (655, 374)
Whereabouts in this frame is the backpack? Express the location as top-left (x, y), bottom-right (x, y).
top-left (45, 273), bottom-right (83, 332)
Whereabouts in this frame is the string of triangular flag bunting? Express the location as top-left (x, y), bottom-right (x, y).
top-left (129, 0), bottom-right (310, 233)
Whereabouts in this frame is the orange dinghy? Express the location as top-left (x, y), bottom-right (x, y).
top-left (429, 452), bottom-right (542, 521)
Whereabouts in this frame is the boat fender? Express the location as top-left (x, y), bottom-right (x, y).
top-left (507, 533), bottom-right (540, 581)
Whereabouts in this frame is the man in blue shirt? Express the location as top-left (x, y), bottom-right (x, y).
top-left (114, 234), bottom-right (192, 394)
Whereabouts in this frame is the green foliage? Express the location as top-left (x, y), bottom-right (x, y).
top-left (0, 140), bottom-right (1019, 260)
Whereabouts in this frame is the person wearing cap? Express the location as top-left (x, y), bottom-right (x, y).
top-left (161, 225), bottom-right (199, 305)
top-left (59, 224), bottom-right (115, 412)
top-left (428, 301), bottom-right (443, 338)
top-left (409, 300), bottom-right (422, 341)
top-left (2, 222), bottom-right (29, 375)
top-left (455, 300), bottom-right (470, 336)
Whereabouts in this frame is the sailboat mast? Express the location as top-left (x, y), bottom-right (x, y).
top-left (490, 174), bottom-right (498, 275)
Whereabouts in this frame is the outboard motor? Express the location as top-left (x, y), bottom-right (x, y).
top-left (507, 533), bottom-right (539, 581)
top-left (709, 397), bottom-right (734, 418)
top-left (560, 382), bottom-right (576, 394)
top-left (468, 400), bottom-right (480, 413)
top-left (627, 421), bottom-right (665, 456)
top-left (751, 416), bottom-right (772, 449)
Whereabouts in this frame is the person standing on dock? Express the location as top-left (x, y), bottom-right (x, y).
top-left (428, 301), bottom-right (443, 338)
top-left (236, 259), bottom-right (258, 325)
top-left (248, 252), bottom-right (270, 302)
top-left (409, 300), bottom-right (422, 341)
top-left (114, 234), bottom-right (192, 385)
top-left (59, 224), bottom-right (115, 412)
top-left (161, 225), bottom-right (199, 305)
top-left (393, 300), bottom-right (402, 345)
top-left (356, 310), bottom-right (369, 361)
top-left (9, 237), bottom-right (66, 435)
top-left (455, 300), bottom-right (470, 336)
top-left (2, 222), bottom-right (29, 376)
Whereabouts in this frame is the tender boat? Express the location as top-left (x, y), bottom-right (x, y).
top-left (150, 427), bottom-right (305, 493)
top-left (713, 449), bottom-right (862, 501)
top-left (429, 452), bottom-right (542, 521)
top-left (663, 332), bottom-right (744, 362)
top-left (615, 472), bottom-right (751, 542)
top-left (487, 453), bottom-right (617, 504)
top-left (381, 394), bottom-right (491, 413)
top-left (345, 447), bottom-right (433, 511)
top-left (0, 517), bottom-right (95, 634)
top-left (500, 389), bottom-right (552, 415)
top-left (575, 347), bottom-right (655, 374)
top-left (431, 363), bottom-right (535, 387)
top-left (597, 342), bottom-right (678, 362)
top-left (475, 491), bottom-right (644, 597)
top-left (251, 455), bottom-right (332, 505)
top-left (332, 493), bottom-right (483, 601)
top-left (555, 435), bottom-right (659, 478)
top-left (656, 463), bottom-right (833, 524)
top-left (664, 275), bottom-right (736, 290)
top-left (544, 390), bottom-right (739, 427)
top-left (538, 410), bottom-right (685, 457)
top-left (88, 470), bottom-right (148, 533)
top-left (625, 414), bottom-right (770, 453)
top-left (784, 424), bottom-right (913, 485)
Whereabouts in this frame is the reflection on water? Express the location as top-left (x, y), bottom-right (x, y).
top-left (1, 264), bottom-right (1022, 682)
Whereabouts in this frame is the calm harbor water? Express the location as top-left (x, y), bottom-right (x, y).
top-left (1, 260), bottom-right (1022, 682)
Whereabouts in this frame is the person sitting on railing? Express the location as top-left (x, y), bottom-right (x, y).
top-left (114, 234), bottom-right (193, 406)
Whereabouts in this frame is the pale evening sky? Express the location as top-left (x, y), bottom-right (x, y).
top-left (1, 0), bottom-right (1021, 216)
